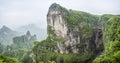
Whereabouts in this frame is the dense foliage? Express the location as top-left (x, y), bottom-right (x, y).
top-left (94, 16), bottom-right (120, 63)
top-left (1, 31), bottom-right (36, 63)
top-left (33, 36), bottom-right (95, 63)
top-left (0, 55), bottom-right (20, 63)
top-left (64, 9), bottom-right (99, 38)
top-left (65, 10), bottom-right (99, 27)
top-left (33, 25), bottom-right (96, 63)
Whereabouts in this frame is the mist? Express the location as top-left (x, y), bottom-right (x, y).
top-left (0, 0), bottom-right (120, 34)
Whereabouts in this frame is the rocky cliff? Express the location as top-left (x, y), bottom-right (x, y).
top-left (47, 3), bottom-right (103, 54)
top-left (32, 3), bottom-right (120, 63)
top-left (32, 3), bottom-right (107, 63)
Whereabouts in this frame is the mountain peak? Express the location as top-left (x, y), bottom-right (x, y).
top-left (26, 30), bottom-right (31, 36)
top-left (0, 25), bottom-right (18, 45)
top-left (48, 3), bottom-right (68, 16)
top-left (50, 3), bottom-right (60, 8)
top-left (0, 25), bottom-right (12, 32)
top-left (49, 3), bottom-right (64, 11)
top-left (2, 25), bottom-right (9, 29)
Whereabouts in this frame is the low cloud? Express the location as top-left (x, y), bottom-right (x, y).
top-left (0, 0), bottom-right (120, 29)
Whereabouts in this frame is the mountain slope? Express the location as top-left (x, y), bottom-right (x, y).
top-left (0, 25), bottom-right (19, 45)
top-left (94, 16), bottom-right (120, 63)
top-left (32, 3), bottom-right (120, 63)
top-left (2, 31), bottom-right (37, 63)
top-left (32, 3), bottom-right (104, 63)
top-left (13, 31), bottom-right (37, 49)
top-left (0, 54), bottom-right (20, 63)
top-left (47, 3), bottom-right (104, 54)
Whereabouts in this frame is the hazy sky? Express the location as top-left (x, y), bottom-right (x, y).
top-left (0, 0), bottom-right (120, 29)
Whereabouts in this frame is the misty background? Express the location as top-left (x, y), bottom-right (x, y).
top-left (0, 0), bottom-right (120, 40)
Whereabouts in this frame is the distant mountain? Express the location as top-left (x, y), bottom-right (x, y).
top-left (15, 24), bottom-right (47, 41)
top-left (12, 30), bottom-right (37, 49)
top-left (0, 43), bottom-right (3, 53)
top-left (2, 31), bottom-right (37, 61)
top-left (0, 25), bottom-right (19, 45)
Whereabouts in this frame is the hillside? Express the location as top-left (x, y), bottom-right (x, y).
top-left (2, 31), bottom-right (37, 63)
top-left (0, 26), bottom-right (19, 45)
top-left (32, 3), bottom-right (120, 63)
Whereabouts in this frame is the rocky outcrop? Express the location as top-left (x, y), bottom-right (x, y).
top-left (13, 31), bottom-right (37, 49)
top-left (47, 3), bottom-right (68, 38)
top-left (47, 3), bottom-right (103, 54)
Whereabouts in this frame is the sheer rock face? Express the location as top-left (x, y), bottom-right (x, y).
top-left (47, 4), bottom-right (68, 38)
top-left (47, 3), bottom-right (103, 54)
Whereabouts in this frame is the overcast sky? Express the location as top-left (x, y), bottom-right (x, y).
top-left (0, 0), bottom-right (120, 29)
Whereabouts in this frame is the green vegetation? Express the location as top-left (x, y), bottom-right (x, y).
top-left (94, 16), bottom-right (120, 63)
top-left (13, 36), bottom-right (35, 49)
top-left (1, 31), bottom-right (36, 63)
top-left (20, 51), bottom-right (33, 63)
top-left (33, 43), bottom-right (95, 63)
top-left (100, 14), bottom-right (114, 22)
top-left (0, 3), bottom-right (119, 63)
top-left (33, 27), bottom-right (95, 63)
top-left (32, 4), bottom-right (104, 63)
top-left (48, 26), bottom-right (56, 36)
top-left (0, 43), bottom-right (3, 53)
top-left (64, 9), bottom-right (99, 38)
top-left (33, 36), bottom-right (64, 49)
top-left (0, 54), bottom-right (20, 63)
top-left (81, 24), bottom-right (93, 38)
top-left (51, 3), bottom-right (68, 13)
top-left (65, 10), bottom-right (99, 27)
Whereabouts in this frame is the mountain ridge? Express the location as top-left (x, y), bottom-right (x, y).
top-left (0, 25), bottom-right (19, 45)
